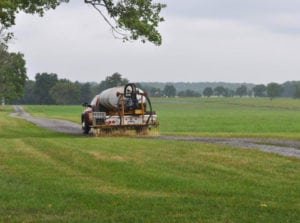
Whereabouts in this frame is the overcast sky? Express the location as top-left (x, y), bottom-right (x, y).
top-left (8, 0), bottom-right (300, 84)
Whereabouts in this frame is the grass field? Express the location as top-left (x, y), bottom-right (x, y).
top-left (1, 98), bottom-right (300, 222)
top-left (25, 97), bottom-right (300, 138)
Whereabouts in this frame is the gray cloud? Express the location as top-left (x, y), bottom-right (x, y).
top-left (163, 0), bottom-right (300, 34)
top-left (7, 1), bottom-right (300, 84)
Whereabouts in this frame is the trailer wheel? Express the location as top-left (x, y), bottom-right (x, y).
top-left (82, 115), bottom-right (91, 134)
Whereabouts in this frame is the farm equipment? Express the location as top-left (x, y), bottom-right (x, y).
top-left (81, 83), bottom-right (159, 135)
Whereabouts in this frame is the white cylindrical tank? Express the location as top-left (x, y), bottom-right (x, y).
top-left (98, 86), bottom-right (144, 110)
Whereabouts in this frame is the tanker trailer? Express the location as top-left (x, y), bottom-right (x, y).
top-left (81, 83), bottom-right (158, 135)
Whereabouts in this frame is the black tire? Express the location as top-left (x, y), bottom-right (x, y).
top-left (82, 115), bottom-right (91, 134)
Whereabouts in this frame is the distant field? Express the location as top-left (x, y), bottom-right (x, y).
top-left (25, 97), bottom-right (300, 139)
top-left (1, 105), bottom-right (300, 222)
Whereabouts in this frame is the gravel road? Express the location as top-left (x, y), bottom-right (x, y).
top-left (11, 105), bottom-right (83, 135)
top-left (11, 105), bottom-right (300, 159)
top-left (156, 136), bottom-right (300, 159)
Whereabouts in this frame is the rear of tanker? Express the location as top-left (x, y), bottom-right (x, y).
top-left (81, 83), bottom-right (159, 135)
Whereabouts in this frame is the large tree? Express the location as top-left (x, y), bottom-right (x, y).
top-left (50, 81), bottom-right (80, 104)
top-left (16, 80), bottom-right (36, 104)
top-left (34, 73), bottom-right (58, 104)
top-left (0, 0), bottom-right (166, 45)
top-left (0, 51), bottom-right (27, 103)
top-left (0, 26), bottom-right (12, 64)
top-left (0, 27), bottom-right (27, 104)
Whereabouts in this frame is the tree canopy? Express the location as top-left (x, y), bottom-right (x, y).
top-left (0, 0), bottom-right (166, 45)
top-left (0, 51), bottom-right (27, 103)
top-left (236, 85), bottom-right (248, 97)
top-left (34, 73), bottom-right (58, 104)
top-left (214, 86), bottom-right (227, 97)
top-left (163, 84), bottom-right (176, 97)
top-left (293, 84), bottom-right (300, 99)
top-left (0, 0), bottom-right (68, 28)
top-left (50, 81), bottom-right (80, 104)
top-left (253, 84), bottom-right (266, 97)
top-left (0, 27), bottom-right (28, 104)
top-left (203, 87), bottom-right (213, 97)
top-left (267, 82), bottom-right (282, 100)
top-left (96, 72), bottom-right (129, 92)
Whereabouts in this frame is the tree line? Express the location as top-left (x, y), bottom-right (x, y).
top-left (16, 72), bottom-right (129, 105)
top-left (16, 72), bottom-right (188, 104)
top-left (143, 81), bottom-right (300, 100)
top-left (12, 72), bottom-right (300, 105)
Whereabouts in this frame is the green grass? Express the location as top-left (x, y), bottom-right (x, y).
top-left (25, 97), bottom-right (300, 139)
top-left (24, 105), bottom-right (81, 123)
top-left (1, 103), bottom-right (300, 222)
top-left (155, 97), bottom-right (300, 138)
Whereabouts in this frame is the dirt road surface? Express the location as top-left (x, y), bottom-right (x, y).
top-left (11, 105), bottom-right (82, 135)
top-left (11, 105), bottom-right (300, 159)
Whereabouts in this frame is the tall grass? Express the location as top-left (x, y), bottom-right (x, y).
top-left (1, 105), bottom-right (300, 222)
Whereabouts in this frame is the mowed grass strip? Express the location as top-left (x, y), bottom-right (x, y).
top-left (25, 97), bottom-right (300, 138)
top-left (1, 106), bottom-right (300, 222)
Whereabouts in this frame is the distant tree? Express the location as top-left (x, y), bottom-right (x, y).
top-left (149, 87), bottom-right (163, 97)
top-left (0, 51), bottom-right (27, 104)
top-left (235, 85), bottom-right (248, 97)
top-left (203, 87), bottom-right (213, 97)
top-left (214, 86), bottom-right (226, 97)
top-left (177, 91), bottom-right (185, 97)
top-left (253, 84), bottom-right (266, 97)
top-left (223, 88), bottom-right (230, 97)
top-left (98, 72), bottom-right (129, 90)
top-left (49, 81), bottom-right (80, 105)
top-left (34, 73), bottom-right (58, 104)
top-left (293, 83), bottom-right (300, 99)
top-left (134, 83), bottom-right (143, 89)
top-left (227, 89), bottom-right (235, 97)
top-left (280, 81), bottom-right (300, 98)
top-left (80, 82), bottom-right (92, 103)
top-left (178, 89), bottom-right (201, 97)
top-left (163, 84), bottom-right (176, 97)
top-left (267, 82), bottom-right (282, 100)
top-left (188, 89), bottom-right (201, 97)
